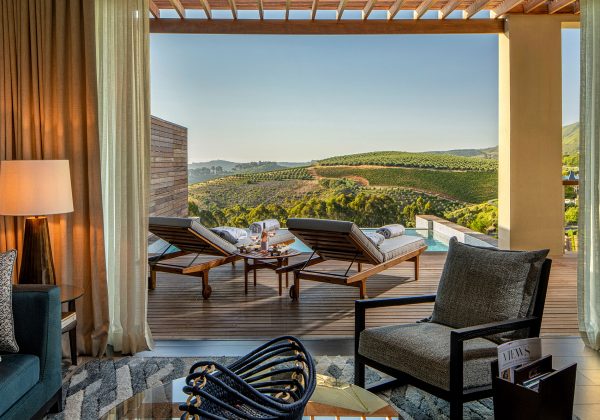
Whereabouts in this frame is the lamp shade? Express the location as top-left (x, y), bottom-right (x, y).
top-left (0, 160), bottom-right (74, 216)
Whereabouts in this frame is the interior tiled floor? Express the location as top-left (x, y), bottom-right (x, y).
top-left (138, 336), bottom-right (600, 419)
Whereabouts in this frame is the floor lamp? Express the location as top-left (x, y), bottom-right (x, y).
top-left (0, 160), bottom-right (74, 284)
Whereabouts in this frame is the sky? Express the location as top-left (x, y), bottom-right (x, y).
top-left (150, 29), bottom-right (580, 163)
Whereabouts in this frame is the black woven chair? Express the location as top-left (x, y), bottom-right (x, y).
top-left (180, 336), bottom-right (316, 420)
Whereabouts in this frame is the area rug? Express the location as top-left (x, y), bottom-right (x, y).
top-left (46, 356), bottom-right (494, 420)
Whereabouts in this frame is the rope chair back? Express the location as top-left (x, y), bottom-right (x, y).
top-left (180, 336), bottom-right (316, 420)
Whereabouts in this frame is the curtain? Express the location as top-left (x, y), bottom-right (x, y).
top-left (96, 0), bottom-right (153, 354)
top-left (0, 0), bottom-right (109, 356)
top-left (579, 0), bottom-right (600, 351)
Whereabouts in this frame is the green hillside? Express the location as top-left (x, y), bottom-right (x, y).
top-left (314, 166), bottom-right (497, 203)
top-left (562, 122), bottom-right (579, 156)
top-left (318, 151), bottom-right (497, 171)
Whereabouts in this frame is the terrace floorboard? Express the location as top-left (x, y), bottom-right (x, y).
top-left (148, 252), bottom-right (578, 339)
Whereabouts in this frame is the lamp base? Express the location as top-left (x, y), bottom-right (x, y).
top-left (18, 217), bottom-right (56, 285)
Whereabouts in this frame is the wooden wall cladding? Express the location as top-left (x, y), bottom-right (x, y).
top-left (150, 116), bottom-right (188, 219)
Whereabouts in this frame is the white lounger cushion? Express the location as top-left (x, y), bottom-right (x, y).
top-left (378, 235), bottom-right (426, 261)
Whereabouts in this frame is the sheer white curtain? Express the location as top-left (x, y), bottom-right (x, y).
top-left (579, 0), bottom-right (600, 351)
top-left (95, 0), bottom-right (153, 353)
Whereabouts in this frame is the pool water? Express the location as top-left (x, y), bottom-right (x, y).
top-left (287, 228), bottom-right (450, 253)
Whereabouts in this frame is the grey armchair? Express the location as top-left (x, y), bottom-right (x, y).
top-left (354, 238), bottom-right (551, 420)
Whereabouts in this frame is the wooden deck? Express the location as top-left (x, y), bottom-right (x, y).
top-left (148, 252), bottom-right (578, 339)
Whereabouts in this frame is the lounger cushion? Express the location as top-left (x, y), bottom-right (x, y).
top-left (359, 322), bottom-right (497, 391)
top-left (377, 236), bottom-right (426, 262)
top-left (431, 238), bottom-right (548, 342)
top-left (149, 217), bottom-right (238, 255)
top-left (286, 218), bottom-right (384, 263)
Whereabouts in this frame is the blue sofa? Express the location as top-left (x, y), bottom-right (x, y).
top-left (0, 285), bottom-right (63, 419)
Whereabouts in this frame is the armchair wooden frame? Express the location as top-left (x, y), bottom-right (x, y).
top-left (354, 259), bottom-right (552, 420)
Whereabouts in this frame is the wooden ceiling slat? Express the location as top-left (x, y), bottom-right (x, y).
top-left (414, 0), bottom-right (435, 19)
top-left (548, 0), bottom-right (576, 14)
top-left (311, 0), bottom-right (319, 20)
top-left (337, 0), bottom-right (349, 20)
top-left (387, 0), bottom-right (406, 20)
top-left (198, 0), bottom-right (212, 18)
top-left (228, 0), bottom-right (238, 18)
top-left (491, 0), bottom-right (526, 18)
top-left (149, 0), bottom-right (161, 18)
top-left (168, 0), bottom-right (186, 18)
top-left (362, 0), bottom-right (376, 19)
top-left (258, 0), bottom-right (264, 19)
top-left (438, 0), bottom-right (460, 18)
top-left (523, 0), bottom-right (548, 13)
top-left (463, 0), bottom-right (492, 19)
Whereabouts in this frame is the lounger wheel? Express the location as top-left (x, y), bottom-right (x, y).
top-left (289, 285), bottom-right (298, 300)
top-left (202, 285), bottom-right (212, 299)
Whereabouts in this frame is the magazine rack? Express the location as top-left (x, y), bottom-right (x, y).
top-left (491, 357), bottom-right (577, 420)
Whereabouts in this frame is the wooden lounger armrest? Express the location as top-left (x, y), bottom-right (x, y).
top-left (275, 255), bottom-right (324, 274)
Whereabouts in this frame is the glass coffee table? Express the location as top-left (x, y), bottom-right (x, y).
top-left (100, 374), bottom-right (399, 419)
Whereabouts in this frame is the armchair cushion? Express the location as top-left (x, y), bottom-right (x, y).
top-left (0, 249), bottom-right (18, 353)
top-left (0, 354), bottom-right (40, 414)
top-left (431, 238), bottom-right (548, 342)
top-left (359, 322), bottom-right (497, 391)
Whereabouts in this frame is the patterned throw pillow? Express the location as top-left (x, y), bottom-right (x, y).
top-left (0, 249), bottom-right (19, 353)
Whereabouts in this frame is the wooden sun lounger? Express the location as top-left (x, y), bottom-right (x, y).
top-left (148, 217), bottom-right (242, 299)
top-left (148, 217), bottom-right (295, 299)
top-left (278, 218), bottom-right (427, 300)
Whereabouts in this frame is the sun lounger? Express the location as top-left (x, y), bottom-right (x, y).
top-left (148, 217), bottom-right (294, 299)
top-left (279, 218), bottom-right (427, 299)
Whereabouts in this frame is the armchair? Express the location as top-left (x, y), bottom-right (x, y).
top-left (354, 238), bottom-right (552, 420)
top-left (0, 285), bottom-right (63, 419)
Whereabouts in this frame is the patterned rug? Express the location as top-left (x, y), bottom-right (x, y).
top-left (46, 356), bottom-right (494, 420)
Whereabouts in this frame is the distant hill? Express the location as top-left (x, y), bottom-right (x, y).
top-left (188, 160), bottom-right (311, 184)
top-left (428, 147), bottom-right (498, 159)
top-left (430, 122), bottom-right (579, 158)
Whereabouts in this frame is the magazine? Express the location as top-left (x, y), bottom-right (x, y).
top-left (497, 337), bottom-right (542, 382)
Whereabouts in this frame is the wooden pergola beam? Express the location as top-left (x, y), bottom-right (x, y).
top-left (150, 18), bottom-right (505, 35)
top-left (362, 0), bottom-right (377, 20)
top-left (523, 0), bottom-right (547, 13)
top-left (168, 0), bottom-right (185, 18)
top-left (463, 0), bottom-right (491, 19)
top-left (414, 0), bottom-right (435, 19)
top-left (311, 0), bottom-right (319, 20)
top-left (490, 0), bottom-right (525, 18)
top-left (337, 0), bottom-right (349, 20)
top-left (438, 0), bottom-right (460, 19)
top-left (258, 0), bottom-right (264, 20)
top-left (228, 0), bottom-right (238, 19)
top-left (199, 0), bottom-right (212, 19)
top-left (387, 0), bottom-right (406, 21)
top-left (149, 0), bottom-right (160, 18)
top-left (548, 0), bottom-right (577, 14)
top-left (573, 1), bottom-right (580, 14)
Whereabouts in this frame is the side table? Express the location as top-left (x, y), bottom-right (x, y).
top-left (60, 285), bottom-right (84, 365)
top-left (235, 250), bottom-right (300, 296)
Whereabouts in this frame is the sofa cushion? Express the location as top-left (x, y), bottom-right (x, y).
top-left (0, 353), bottom-right (40, 414)
top-left (431, 238), bottom-right (548, 342)
top-left (359, 322), bottom-right (497, 391)
top-left (0, 249), bottom-right (18, 353)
